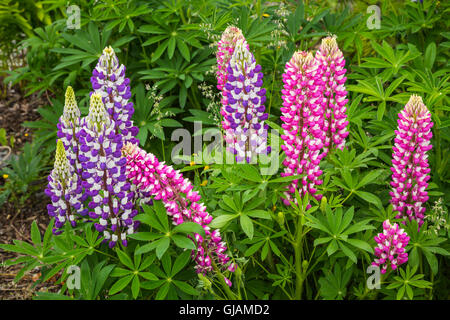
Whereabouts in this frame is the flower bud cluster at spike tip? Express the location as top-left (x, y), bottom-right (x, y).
top-left (91, 46), bottom-right (139, 145)
top-left (389, 95), bottom-right (433, 227)
top-left (280, 51), bottom-right (324, 206)
top-left (216, 26), bottom-right (246, 130)
top-left (223, 39), bottom-right (270, 163)
top-left (45, 140), bottom-right (85, 234)
top-left (56, 86), bottom-right (83, 174)
top-left (122, 143), bottom-right (236, 280)
top-left (315, 35), bottom-right (349, 154)
top-left (77, 93), bottom-right (138, 248)
top-left (372, 220), bottom-right (409, 274)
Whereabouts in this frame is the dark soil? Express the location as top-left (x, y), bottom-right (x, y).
top-left (0, 87), bottom-right (60, 300)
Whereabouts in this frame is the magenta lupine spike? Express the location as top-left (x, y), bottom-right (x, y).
top-left (45, 140), bottom-right (85, 234)
top-left (223, 39), bottom-right (270, 163)
top-left (122, 143), bottom-right (235, 280)
top-left (389, 95), bottom-right (433, 227)
top-left (315, 36), bottom-right (349, 154)
top-left (77, 93), bottom-right (138, 248)
top-left (91, 46), bottom-right (139, 145)
top-left (280, 51), bottom-right (325, 206)
top-left (216, 26), bottom-right (246, 131)
top-left (372, 220), bottom-right (409, 274)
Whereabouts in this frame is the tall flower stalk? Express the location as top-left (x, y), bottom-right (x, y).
top-left (91, 46), bottom-right (139, 145)
top-left (222, 39), bottom-right (270, 163)
top-left (315, 35), bottom-right (349, 155)
top-left (280, 51), bottom-right (324, 205)
top-left (77, 93), bottom-right (138, 248)
top-left (45, 140), bottom-right (85, 234)
top-left (216, 26), bottom-right (246, 131)
top-left (390, 95), bottom-right (433, 227)
top-left (122, 143), bottom-right (235, 283)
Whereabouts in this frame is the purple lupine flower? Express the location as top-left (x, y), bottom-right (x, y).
top-left (389, 95), bottom-right (433, 227)
top-left (91, 46), bottom-right (139, 145)
top-left (223, 39), bottom-right (270, 163)
top-left (216, 26), bottom-right (247, 131)
top-left (56, 86), bottom-right (84, 175)
top-left (77, 93), bottom-right (138, 248)
top-left (372, 220), bottom-right (409, 274)
top-left (45, 140), bottom-right (85, 234)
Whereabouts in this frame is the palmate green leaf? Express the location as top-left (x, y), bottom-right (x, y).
top-left (338, 242), bottom-right (357, 264)
top-left (172, 250), bottom-right (191, 276)
top-left (355, 191), bottom-right (382, 208)
top-left (172, 235), bottom-right (195, 250)
top-left (30, 221), bottom-right (41, 246)
top-left (240, 214), bottom-right (254, 239)
top-left (210, 214), bottom-right (237, 228)
top-left (346, 238), bottom-right (372, 253)
top-left (156, 237), bottom-right (171, 259)
top-left (131, 276), bottom-right (140, 299)
top-left (109, 274), bottom-right (134, 296)
top-left (173, 280), bottom-right (198, 296)
top-left (172, 222), bottom-right (206, 237)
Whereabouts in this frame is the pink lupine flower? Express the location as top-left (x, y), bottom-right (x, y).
top-left (280, 51), bottom-right (324, 206)
top-left (372, 220), bottom-right (409, 274)
top-left (216, 26), bottom-right (246, 131)
top-left (389, 95), bottom-right (433, 227)
top-left (315, 36), bottom-right (349, 155)
top-left (122, 143), bottom-right (235, 281)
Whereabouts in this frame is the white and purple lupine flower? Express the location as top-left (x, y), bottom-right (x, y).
top-left (223, 39), bottom-right (270, 163)
top-left (91, 46), bottom-right (139, 145)
top-left (389, 95), bottom-right (433, 227)
top-left (77, 93), bottom-right (138, 248)
top-left (216, 26), bottom-right (246, 131)
top-left (372, 220), bottom-right (409, 274)
top-left (56, 86), bottom-right (84, 176)
top-left (45, 140), bottom-right (86, 234)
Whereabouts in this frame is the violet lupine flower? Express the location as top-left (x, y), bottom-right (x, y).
top-left (122, 143), bottom-right (235, 279)
top-left (77, 93), bottom-right (138, 248)
top-left (280, 51), bottom-right (324, 206)
top-left (223, 39), bottom-right (270, 163)
top-left (389, 95), bottom-right (433, 227)
top-left (45, 140), bottom-right (85, 234)
top-left (315, 36), bottom-right (349, 155)
top-left (216, 26), bottom-right (246, 131)
top-left (91, 46), bottom-right (139, 145)
top-left (56, 86), bottom-right (84, 175)
top-left (372, 220), bottom-right (409, 274)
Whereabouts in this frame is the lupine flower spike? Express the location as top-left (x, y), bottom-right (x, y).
top-left (223, 39), bottom-right (270, 163)
top-left (315, 35), bottom-right (349, 155)
top-left (122, 143), bottom-right (236, 281)
top-left (390, 95), bottom-right (433, 227)
top-left (57, 86), bottom-right (83, 174)
top-left (372, 220), bottom-right (409, 274)
top-left (78, 93), bottom-right (138, 248)
top-left (280, 51), bottom-right (324, 206)
top-left (45, 140), bottom-right (85, 234)
top-left (91, 46), bottom-right (139, 144)
top-left (216, 26), bottom-right (246, 131)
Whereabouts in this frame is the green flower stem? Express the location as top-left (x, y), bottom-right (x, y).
top-left (294, 213), bottom-right (305, 300)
